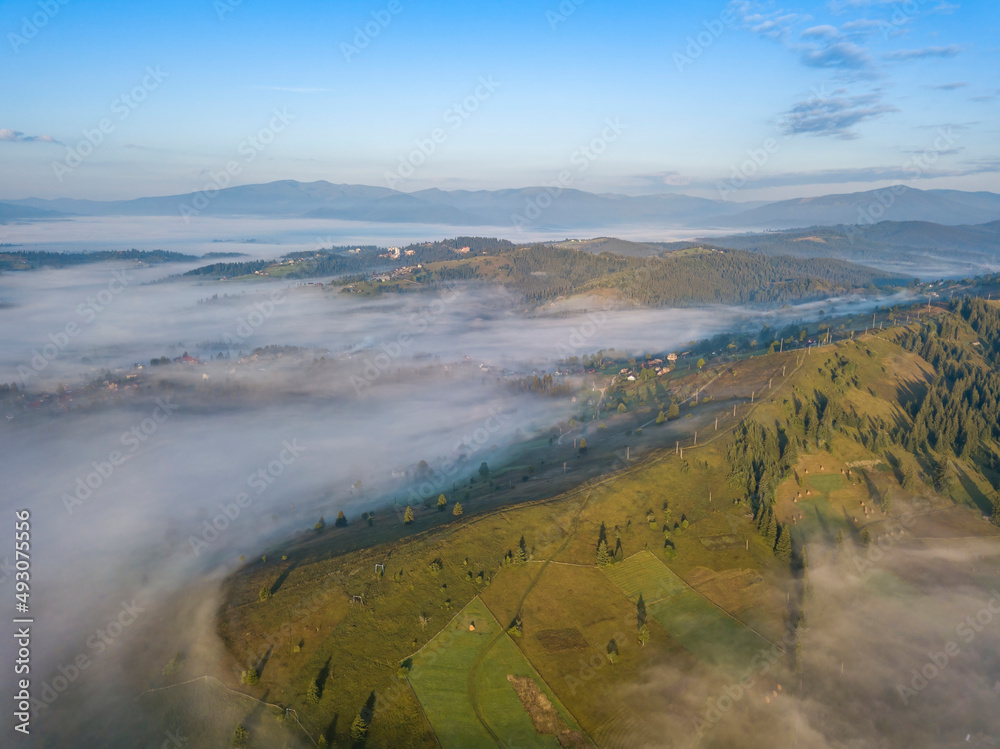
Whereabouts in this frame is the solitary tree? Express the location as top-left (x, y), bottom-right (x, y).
top-left (232, 725), bottom-right (249, 748)
top-left (656, 410), bottom-right (665, 425)
top-left (241, 667), bottom-right (259, 685)
top-left (403, 505), bottom-right (414, 524)
top-left (306, 682), bottom-right (320, 705)
top-left (579, 437), bottom-right (588, 455)
top-left (258, 586), bottom-right (271, 602)
top-left (314, 516), bottom-right (326, 532)
top-left (667, 401), bottom-right (680, 420)
top-left (350, 714), bottom-right (369, 742)
top-left (697, 357), bottom-right (706, 370)
top-left (596, 539), bottom-right (611, 567)
top-left (437, 494), bottom-right (447, 511)
top-left (453, 501), bottom-right (463, 516)
top-left (479, 461), bottom-right (490, 477)
top-left (637, 624), bottom-right (650, 647)
top-left (335, 510), bottom-right (347, 527)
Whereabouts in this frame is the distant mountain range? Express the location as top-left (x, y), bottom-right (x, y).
top-left (697, 220), bottom-right (1000, 277)
top-left (4, 180), bottom-right (1000, 231)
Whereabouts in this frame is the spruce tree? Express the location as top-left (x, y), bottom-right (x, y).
top-left (403, 505), bottom-right (414, 524)
top-left (350, 715), bottom-right (368, 742)
top-left (774, 525), bottom-right (792, 560)
top-left (596, 539), bottom-right (611, 567)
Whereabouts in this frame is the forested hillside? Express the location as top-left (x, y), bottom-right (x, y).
top-left (421, 244), bottom-right (905, 306)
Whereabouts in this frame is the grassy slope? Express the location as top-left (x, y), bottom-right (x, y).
top-left (214, 307), bottom-right (1000, 747)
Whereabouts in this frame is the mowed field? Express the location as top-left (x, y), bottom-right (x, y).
top-left (408, 597), bottom-right (586, 749)
top-left (603, 551), bottom-right (775, 670)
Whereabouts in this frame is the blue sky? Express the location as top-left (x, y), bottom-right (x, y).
top-left (1, 0), bottom-right (997, 201)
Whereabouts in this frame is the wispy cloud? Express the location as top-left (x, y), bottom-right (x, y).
top-left (800, 40), bottom-right (874, 69)
top-left (883, 45), bottom-right (964, 60)
top-left (730, 1), bottom-right (811, 42)
top-left (0, 129), bottom-right (61, 145)
top-left (801, 24), bottom-right (842, 39)
top-left (925, 81), bottom-right (967, 90)
top-left (827, 0), bottom-right (898, 13)
top-left (780, 90), bottom-right (896, 138)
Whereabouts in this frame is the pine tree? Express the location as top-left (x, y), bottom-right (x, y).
top-left (437, 494), bottom-right (447, 511)
top-left (453, 501), bottom-right (463, 516)
top-left (335, 510), bottom-right (347, 527)
top-left (306, 682), bottom-right (319, 705)
top-left (350, 715), bottom-right (368, 742)
top-left (774, 525), bottom-right (792, 560)
top-left (656, 410), bottom-right (665, 425)
top-left (765, 508), bottom-right (778, 545)
top-left (403, 505), bottom-right (414, 524)
top-left (596, 539), bottom-right (611, 567)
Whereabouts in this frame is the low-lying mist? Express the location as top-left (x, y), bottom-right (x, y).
top-left (0, 225), bottom-right (924, 746)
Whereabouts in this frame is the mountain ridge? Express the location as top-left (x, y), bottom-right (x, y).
top-left (5, 180), bottom-right (1000, 230)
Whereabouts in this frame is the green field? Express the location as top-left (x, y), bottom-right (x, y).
top-left (603, 551), bottom-right (774, 670)
top-left (808, 473), bottom-right (846, 494)
top-left (409, 598), bottom-right (584, 748)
